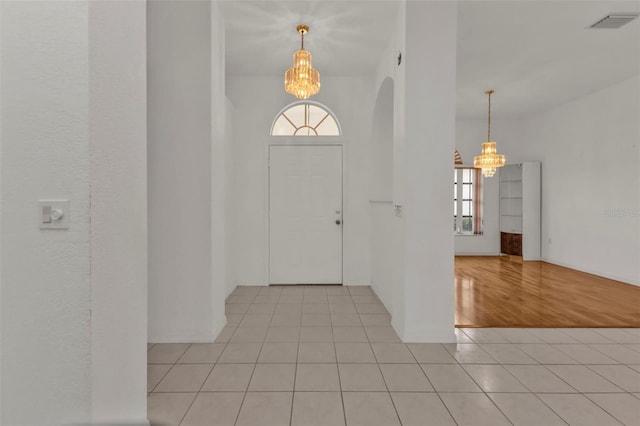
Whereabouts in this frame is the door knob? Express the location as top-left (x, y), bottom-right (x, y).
top-left (336, 219), bottom-right (341, 225)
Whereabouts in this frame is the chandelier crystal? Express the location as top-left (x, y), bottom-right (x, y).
top-left (474, 90), bottom-right (505, 177)
top-left (285, 25), bottom-right (320, 100)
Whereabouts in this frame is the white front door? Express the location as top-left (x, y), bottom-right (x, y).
top-left (269, 145), bottom-right (343, 284)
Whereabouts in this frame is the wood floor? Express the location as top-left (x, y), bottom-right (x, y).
top-left (455, 256), bottom-right (640, 328)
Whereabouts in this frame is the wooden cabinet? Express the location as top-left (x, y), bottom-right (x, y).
top-left (499, 162), bottom-right (540, 260)
top-left (501, 232), bottom-right (522, 256)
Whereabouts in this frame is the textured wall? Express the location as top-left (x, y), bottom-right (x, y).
top-left (1, 2), bottom-right (91, 423)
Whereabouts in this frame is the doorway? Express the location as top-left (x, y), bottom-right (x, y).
top-left (269, 145), bottom-right (343, 284)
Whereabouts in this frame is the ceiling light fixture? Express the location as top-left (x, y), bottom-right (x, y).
top-left (285, 25), bottom-right (321, 100)
top-left (474, 89), bottom-right (506, 177)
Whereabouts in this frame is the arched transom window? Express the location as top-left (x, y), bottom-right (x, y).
top-left (271, 101), bottom-right (341, 136)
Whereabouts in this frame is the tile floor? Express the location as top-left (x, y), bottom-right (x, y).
top-left (148, 285), bottom-right (640, 426)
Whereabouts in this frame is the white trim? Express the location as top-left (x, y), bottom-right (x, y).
top-left (270, 100), bottom-right (342, 136)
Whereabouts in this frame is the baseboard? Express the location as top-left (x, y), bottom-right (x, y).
top-left (542, 257), bottom-right (640, 287)
top-left (454, 252), bottom-right (501, 256)
top-left (149, 317), bottom-right (227, 344)
top-left (88, 419), bottom-right (150, 426)
top-left (343, 281), bottom-right (371, 286)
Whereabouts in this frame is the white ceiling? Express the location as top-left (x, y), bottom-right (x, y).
top-left (223, 1), bottom-right (640, 118)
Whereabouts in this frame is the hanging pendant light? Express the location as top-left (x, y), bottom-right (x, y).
top-left (474, 90), bottom-right (506, 177)
top-left (285, 25), bottom-right (320, 100)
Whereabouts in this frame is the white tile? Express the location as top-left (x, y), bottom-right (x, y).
top-left (593, 329), bottom-right (640, 343)
top-left (215, 326), bottom-right (236, 343)
top-left (335, 342), bottom-right (376, 363)
top-left (589, 344), bottom-right (640, 364)
top-left (265, 327), bottom-right (300, 343)
top-left (230, 327), bottom-right (268, 342)
top-left (177, 343), bottom-right (225, 363)
top-left (226, 303), bottom-right (251, 314)
top-left (331, 313), bottom-right (362, 326)
top-left (493, 328), bottom-right (544, 343)
top-left (291, 392), bottom-right (345, 426)
top-left (218, 343), bottom-right (262, 363)
top-left (338, 363), bottom-right (387, 391)
top-left (586, 393), bottom-right (640, 426)
top-left (380, 364), bottom-right (434, 391)
top-left (298, 342), bottom-right (337, 363)
top-left (586, 365), bottom-right (640, 392)
top-left (301, 313), bottom-right (332, 326)
top-left (488, 393), bottom-right (566, 426)
top-left (455, 329), bottom-right (474, 343)
top-left (303, 303), bottom-right (330, 314)
top-left (147, 392), bottom-right (196, 425)
top-left (226, 294), bottom-right (256, 304)
top-left (371, 343), bottom-right (416, 363)
top-left (503, 365), bottom-right (576, 393)
top-left (359, 314), bottom-right (392, 326)
top-left (552, 344), bottom-right (618, 364)
top-left (480, 344), bottom-right (538, 364)
top-left (329, 303), bottom-right (358, 314)
top-left (154, 364), bottom-right (213, 392)
top-left (355, 303), bottom-right (388, 314)
top-left (270, 312), bottom-right (302, 327)
top-left (440, 393), bottom-right (511, 426)
top-left (240, 313), bottom-right (274, 327)
top-left (528, 328), bottom-right (579, 344)
top-left (462, 328), bottom-right (510, 343)
top-left (236, 392), bottom-right (292, 426)
top-left (364, 326), bottom-right (402, 342)
top-left (295, 364), bottom-right (340, 391)
top-left (147, 364), bottom-right (172, 392)
top-left (391, 393), bottom-right (456, 426)
top-left (559, 329), bottom-right (616, 344)
top-left (421, 364), bottom-right (482, 392)
top-left (181, 392), bottom-right (244, 426)
top-left (443, 343), bottom-right (498, 364)
top-left (516, 343), bottom-right (580, 364)
top-left (342, 392), bottom-right (401, 426)
top-left (332, 326), bottom-right (368, 342)
top-left (462, 364), bottom-right (529, 392)
top-left (300, 326), bottom-right (333, 342)
top-left (546, 364), bottom-right (623, 392)
top-left (201, 363), bottom-right (254, 391)
top-left (537, 393), bottom-right (623, 426)
top-left (408, 343), bottom-right (457, 363)
top-left (249, 363), bottom-right (296, 391)
top-left (258, 342), bottom-right (299, 363)
top-left (247, 303), bottom-right (276, 314)
top-left (147, 343), bottom-right (190, 364)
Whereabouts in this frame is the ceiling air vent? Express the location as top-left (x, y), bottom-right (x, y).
top-left (589, 14), bottom-right (639, 29)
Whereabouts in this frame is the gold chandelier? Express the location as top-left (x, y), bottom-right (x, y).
top-left (474, 89), bottom-right (506, 177)
top-left (285, 25), bottom-right (320, 99)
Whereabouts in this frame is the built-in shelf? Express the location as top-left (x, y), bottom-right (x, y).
top-left (498, 162), bottom-right (541, 261)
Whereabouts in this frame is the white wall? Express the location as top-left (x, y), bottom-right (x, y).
top-left (370, 77), bottom-right (395, 312)
top-left (148, 0), bottom-right (222, 342)
top-left (1, 1), bottom-right (147, 424)
top-left (89, 1), bottom-right (148, 423)
top-left (454, 118), bottom-right (523, 255)
top-left (517, 76), bottom-right (640, 286)
top-left (226, 75), bottom-right (373, 287)
top-left (225, 96), bottom-right (236, 298)
top-left (1, 3), bottom-right (91, 422)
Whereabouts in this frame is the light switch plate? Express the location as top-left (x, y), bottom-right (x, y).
top-left (38, 200), bottom-right (69, 229)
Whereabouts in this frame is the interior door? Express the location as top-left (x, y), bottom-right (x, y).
top-left (269, 145), bottom-right (343, 284)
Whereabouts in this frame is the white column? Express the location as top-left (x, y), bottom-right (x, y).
top-left (147, 0), bottom-right (216, 342)
top-left (393, 1), bottom-right (457, 342)
top-left (89, 1), bottom-right (148, 424)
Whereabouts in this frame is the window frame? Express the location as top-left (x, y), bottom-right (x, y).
top-left (454, 167), bottom-right (483, 235)
top-left (270, 100), bottom-right (342, 136)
